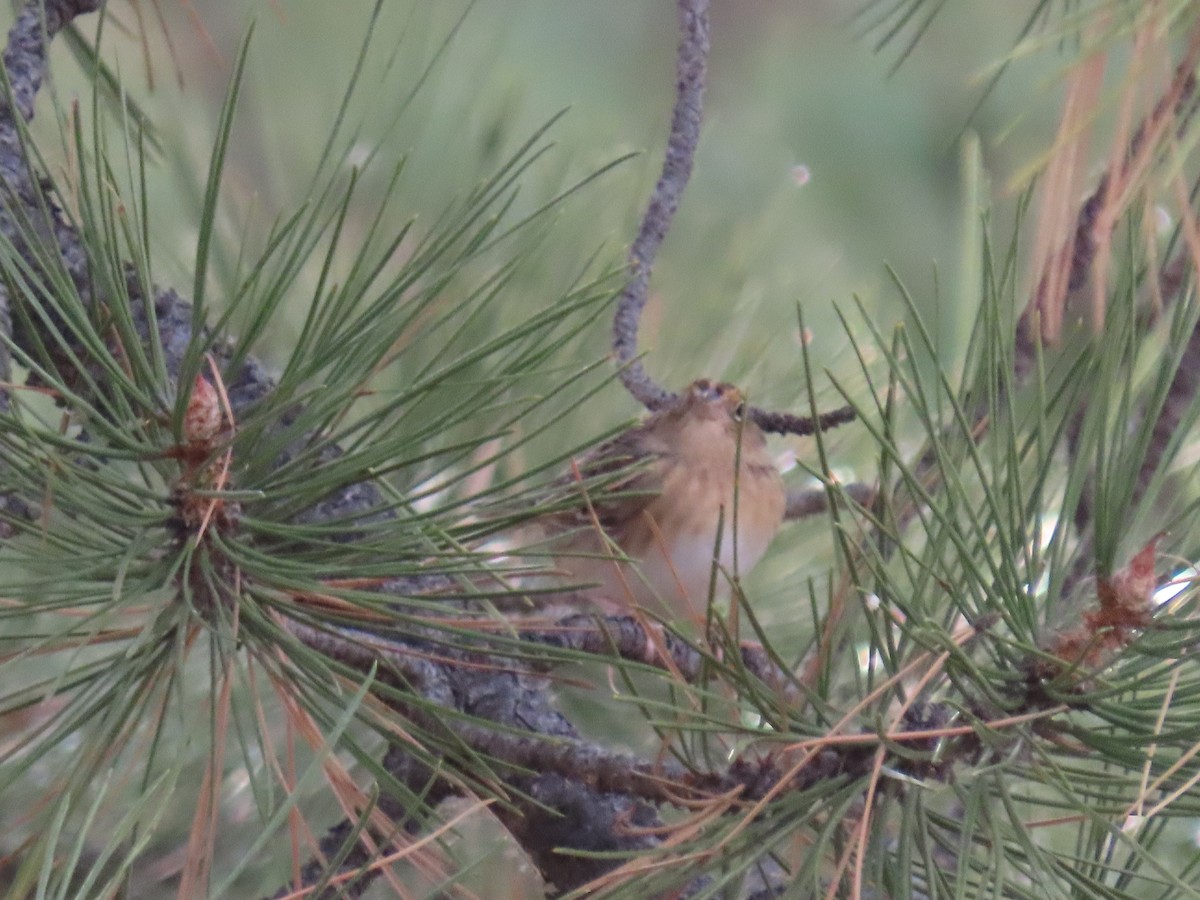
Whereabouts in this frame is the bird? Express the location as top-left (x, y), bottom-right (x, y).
top-left (542, 378), bottom-right (786, 622)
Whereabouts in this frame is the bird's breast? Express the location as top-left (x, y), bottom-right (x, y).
top-left (623, 451), bottom-right (783, 615)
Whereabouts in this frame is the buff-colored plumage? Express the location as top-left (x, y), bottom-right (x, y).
top-left (546, 379), bottom-right (785, 621)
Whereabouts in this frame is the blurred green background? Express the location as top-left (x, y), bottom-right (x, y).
top-left (41, 0), bottom-right (1062, 391)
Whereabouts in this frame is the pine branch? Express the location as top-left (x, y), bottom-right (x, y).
top-left (0, 5), bottom-right (830, 894)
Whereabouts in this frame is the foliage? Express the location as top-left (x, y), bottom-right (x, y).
top-left (0, 1), bottom-right (1199, 899)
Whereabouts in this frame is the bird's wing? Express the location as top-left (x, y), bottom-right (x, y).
top-left (539, 425), bottom-right (666, 541)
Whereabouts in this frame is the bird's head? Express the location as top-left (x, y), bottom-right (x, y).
top-left (683, 378), bottom-right (746, 422)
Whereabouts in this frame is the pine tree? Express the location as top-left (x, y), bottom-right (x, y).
top-left (2, 2), bottom-right (1200, 898)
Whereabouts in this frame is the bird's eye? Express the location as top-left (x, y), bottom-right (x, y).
top-left (733, 402), bottom-right (745, 421)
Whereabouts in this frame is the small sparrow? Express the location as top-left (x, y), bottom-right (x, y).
top-left (544, 379), bottom-right (785, 621)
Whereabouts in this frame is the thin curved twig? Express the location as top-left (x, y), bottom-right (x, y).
top-left (612, 0), bottom-right (709, 413)
top-left (785, 481), bottom-right (875, 521)
top-left (751, 401), bottom-right (856, 437)
top-left (612, 0), bottom-right (856, 439)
